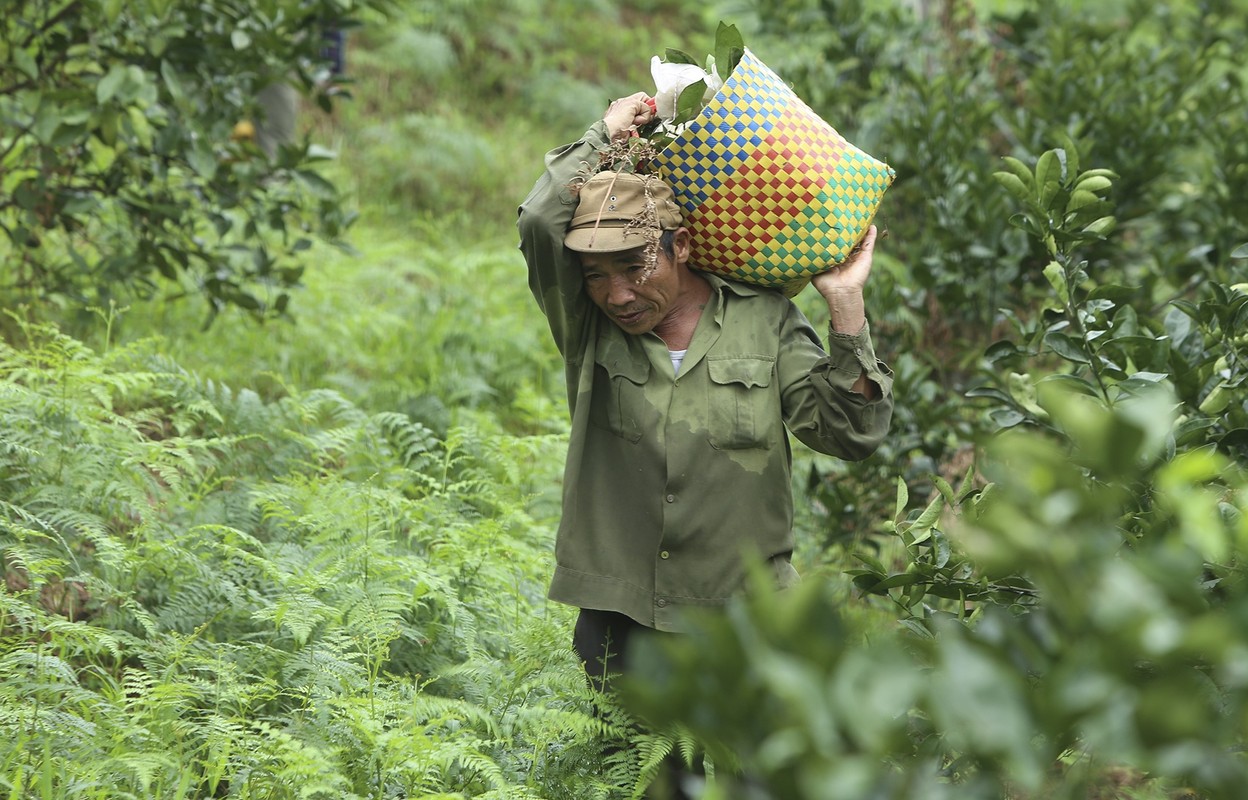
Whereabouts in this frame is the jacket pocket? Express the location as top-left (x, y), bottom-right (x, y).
top-left (707, 355), bottom-right (776, 450)
top-left (590, 352), bottom-right (650, 442)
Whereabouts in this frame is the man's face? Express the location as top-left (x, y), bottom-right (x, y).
top-left (579, 244), bottom-right (681, 335)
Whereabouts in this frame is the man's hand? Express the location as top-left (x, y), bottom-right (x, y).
top-left (811, 225), bottom-right (878, 335)
top-left (604, 92), bottom-right (657, 140)
top-left (812, 225), bottom-right (882, 399)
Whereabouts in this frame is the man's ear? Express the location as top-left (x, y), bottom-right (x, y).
top-left (671, 227), bottom-right (692, 266)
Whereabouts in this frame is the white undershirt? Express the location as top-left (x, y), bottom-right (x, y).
top-left (669, 348), bottom-right (688, 375)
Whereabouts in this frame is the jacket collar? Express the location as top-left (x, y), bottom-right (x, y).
top-left (701, 272), bottom-right (768, 298)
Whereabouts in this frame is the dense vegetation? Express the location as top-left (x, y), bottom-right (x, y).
top-left (2, 0), bottom-right (1247, 798)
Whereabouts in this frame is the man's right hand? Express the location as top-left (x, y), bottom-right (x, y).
top-left (604, 92), bottom-right (657, 140)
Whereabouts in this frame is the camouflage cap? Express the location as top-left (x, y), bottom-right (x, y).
top-left (564, 171), bottom-right (684, 253)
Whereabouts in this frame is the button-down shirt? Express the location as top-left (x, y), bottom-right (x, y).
top-left (517, 121), bottom-right (894, 632)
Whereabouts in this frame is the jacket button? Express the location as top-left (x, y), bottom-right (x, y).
top-left (665, 494), bottom-right (675, 503)
top-left (660, 550), bottom-right (670, 559)
top-left (656, 598), bottom-right (668, 608)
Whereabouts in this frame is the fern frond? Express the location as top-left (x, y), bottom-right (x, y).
top-left (373, 411), bottom-right (440, 471)
top-left (629, 731), bottom-right (676, 800)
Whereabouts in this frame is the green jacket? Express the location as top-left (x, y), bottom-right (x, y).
top-left (517, 121), bottom-right (894, 632)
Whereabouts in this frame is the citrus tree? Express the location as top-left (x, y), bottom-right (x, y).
top-left (0, 0), bottom-right (388, 324)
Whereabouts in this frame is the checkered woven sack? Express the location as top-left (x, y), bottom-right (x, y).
top-left (649, 49), bottom-right (895, 296)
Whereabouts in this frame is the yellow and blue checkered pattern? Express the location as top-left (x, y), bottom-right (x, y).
top-left (650, 49), bottom-right (895, 295)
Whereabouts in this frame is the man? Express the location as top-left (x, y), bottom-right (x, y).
top-left (517, 92), bottom-right (893, 686)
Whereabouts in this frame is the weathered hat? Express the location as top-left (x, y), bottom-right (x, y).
top-left (564, 171), bottom-right (684, 253)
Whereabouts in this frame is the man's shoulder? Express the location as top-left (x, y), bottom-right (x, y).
top-left (710, 275), bottom-right (796, 321)
top-left (706, 273), bottom-right (790, 303)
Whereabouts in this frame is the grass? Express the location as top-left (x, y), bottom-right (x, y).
top-left (111, 214), bottom-right (564, 436)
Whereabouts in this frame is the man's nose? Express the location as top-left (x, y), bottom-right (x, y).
top-left (606, 275), bottom-right (636, 306)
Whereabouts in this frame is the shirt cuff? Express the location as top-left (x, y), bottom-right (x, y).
top-left (824, 319), bottom-right (893, 397)
top-left (577, 120), bottom-right (612, 153)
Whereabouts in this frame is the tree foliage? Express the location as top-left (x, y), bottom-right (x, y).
top-left (619, 2), bottom-right (1248, 796)
top-left (3, 0), bottom-right (1248, 797)
top-left (0, 0), bottom-right (386, 324)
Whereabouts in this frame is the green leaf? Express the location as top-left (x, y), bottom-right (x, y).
top-left (999, 156), bottom-right (1035, 193)
top-left (1044, 261), bottom-right (1069, 305)
top-left (186, 143), bottom-right (217, 179)
top-left (1104, 335), bottom-right (1170, 372)
top-left (230, 291), bottom-right (263, 311)
top-left (897, 618), bottom-right (935, 639)
top-left (871, 572), bottom-right (925, 591)
top-left (161, 60), bottom-right (185, 103)
top-left (97, 65), bottom-right (127, 104)
top-left (14, 48), bottom-right (38, 80)
top-left (955, 465), bottom-right (977, 503)
top-left (1043, 331), bottom-right (1092, 364)
top-left (31, 106), bottom-right (58, 143)
top-left (715, 21), bottom-right (746, 78)
top-left (1231, 243), bottom-right (1248, 259)
top-left (966, 386), bottom-right (1014, 404)
top-left (295, 169), bottom-right (337, 199)
top-left (926, 583), bottom-right (973, 600)
top-left (853, 552), bottom-right (887, 574)
top-left (673, 81), bottom-right (706, 124)
top-left (933, 532), bottom-right (953, 568)
top-left (984, 340), bottom-right (1024, 363)
top-left (1174, 416), bottom-right (1218, 446)
top-left (62, 194), bottom-right (98, 215)
top-left (1088, 284), bottom-right (1142, 307)
top-left (1037, 373), bottom-right (1099, 396)
top-left (1082, 216), bottom-right (1116, 237)
top-left (664, 48), bottom-right (698, 65)
top-left (1055, 131), bottom-right (1079, 176)
top-left (231, 29), bottom-right (252, 50)
top-left (1075, 175), bottom-right (1113, 194)
top-left (13, 180), bottom-right (38, 210)
top-left (989, 407), bottom-right (1025, 429)
top-left (1219, 428), bottom-right (1248, 454)
top-left (993, 171), bottom-right (1031, 204)
top-left (1065, 189), bottom-right (1102, 215)
top-left (912, 494), bottom-right (945, 530)
top-left (1076, 168), bottom-right (1118, 181)
top-left (894, 477), bottom-right (908, 522)
top-left (1035, 149), bottom-right (1063, 207)
top-left (1199, 382), bottom-right (1231, 414)
top-left (1034, 150), bottom-right (1059, 186)
top-left (306, 144), bottom-right (337, 161)
top-left (902, 581), bottom-right (926, 608)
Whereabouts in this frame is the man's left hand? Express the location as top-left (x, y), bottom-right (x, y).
top-left (812, 225), bottom-right (878, 335)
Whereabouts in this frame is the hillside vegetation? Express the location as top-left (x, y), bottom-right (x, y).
top-left (2, 0), bottom-right (1247, 798)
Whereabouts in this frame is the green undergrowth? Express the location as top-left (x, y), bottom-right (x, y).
top-left (6, 0), bottom-right (1248, 796)
top-left (101, 216), bottom-right (563, 438)
top-left (0, 318), bottom-right (660, 798)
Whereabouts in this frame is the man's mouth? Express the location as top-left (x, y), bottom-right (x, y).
top-left (615, 309), bottom-right (647, 326)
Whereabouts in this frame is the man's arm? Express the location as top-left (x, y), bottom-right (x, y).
top-left (516, 125), bottom-right (607, 359)
top-left (516, 94), bottom-right (657, 358)
top-left (810, 225), bottom-right (882, 399)
top-left (780, 225), bottom-right (893, 460)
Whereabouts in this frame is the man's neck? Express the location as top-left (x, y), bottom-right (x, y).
top-left (653, 272), bottom-right (712, 350)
